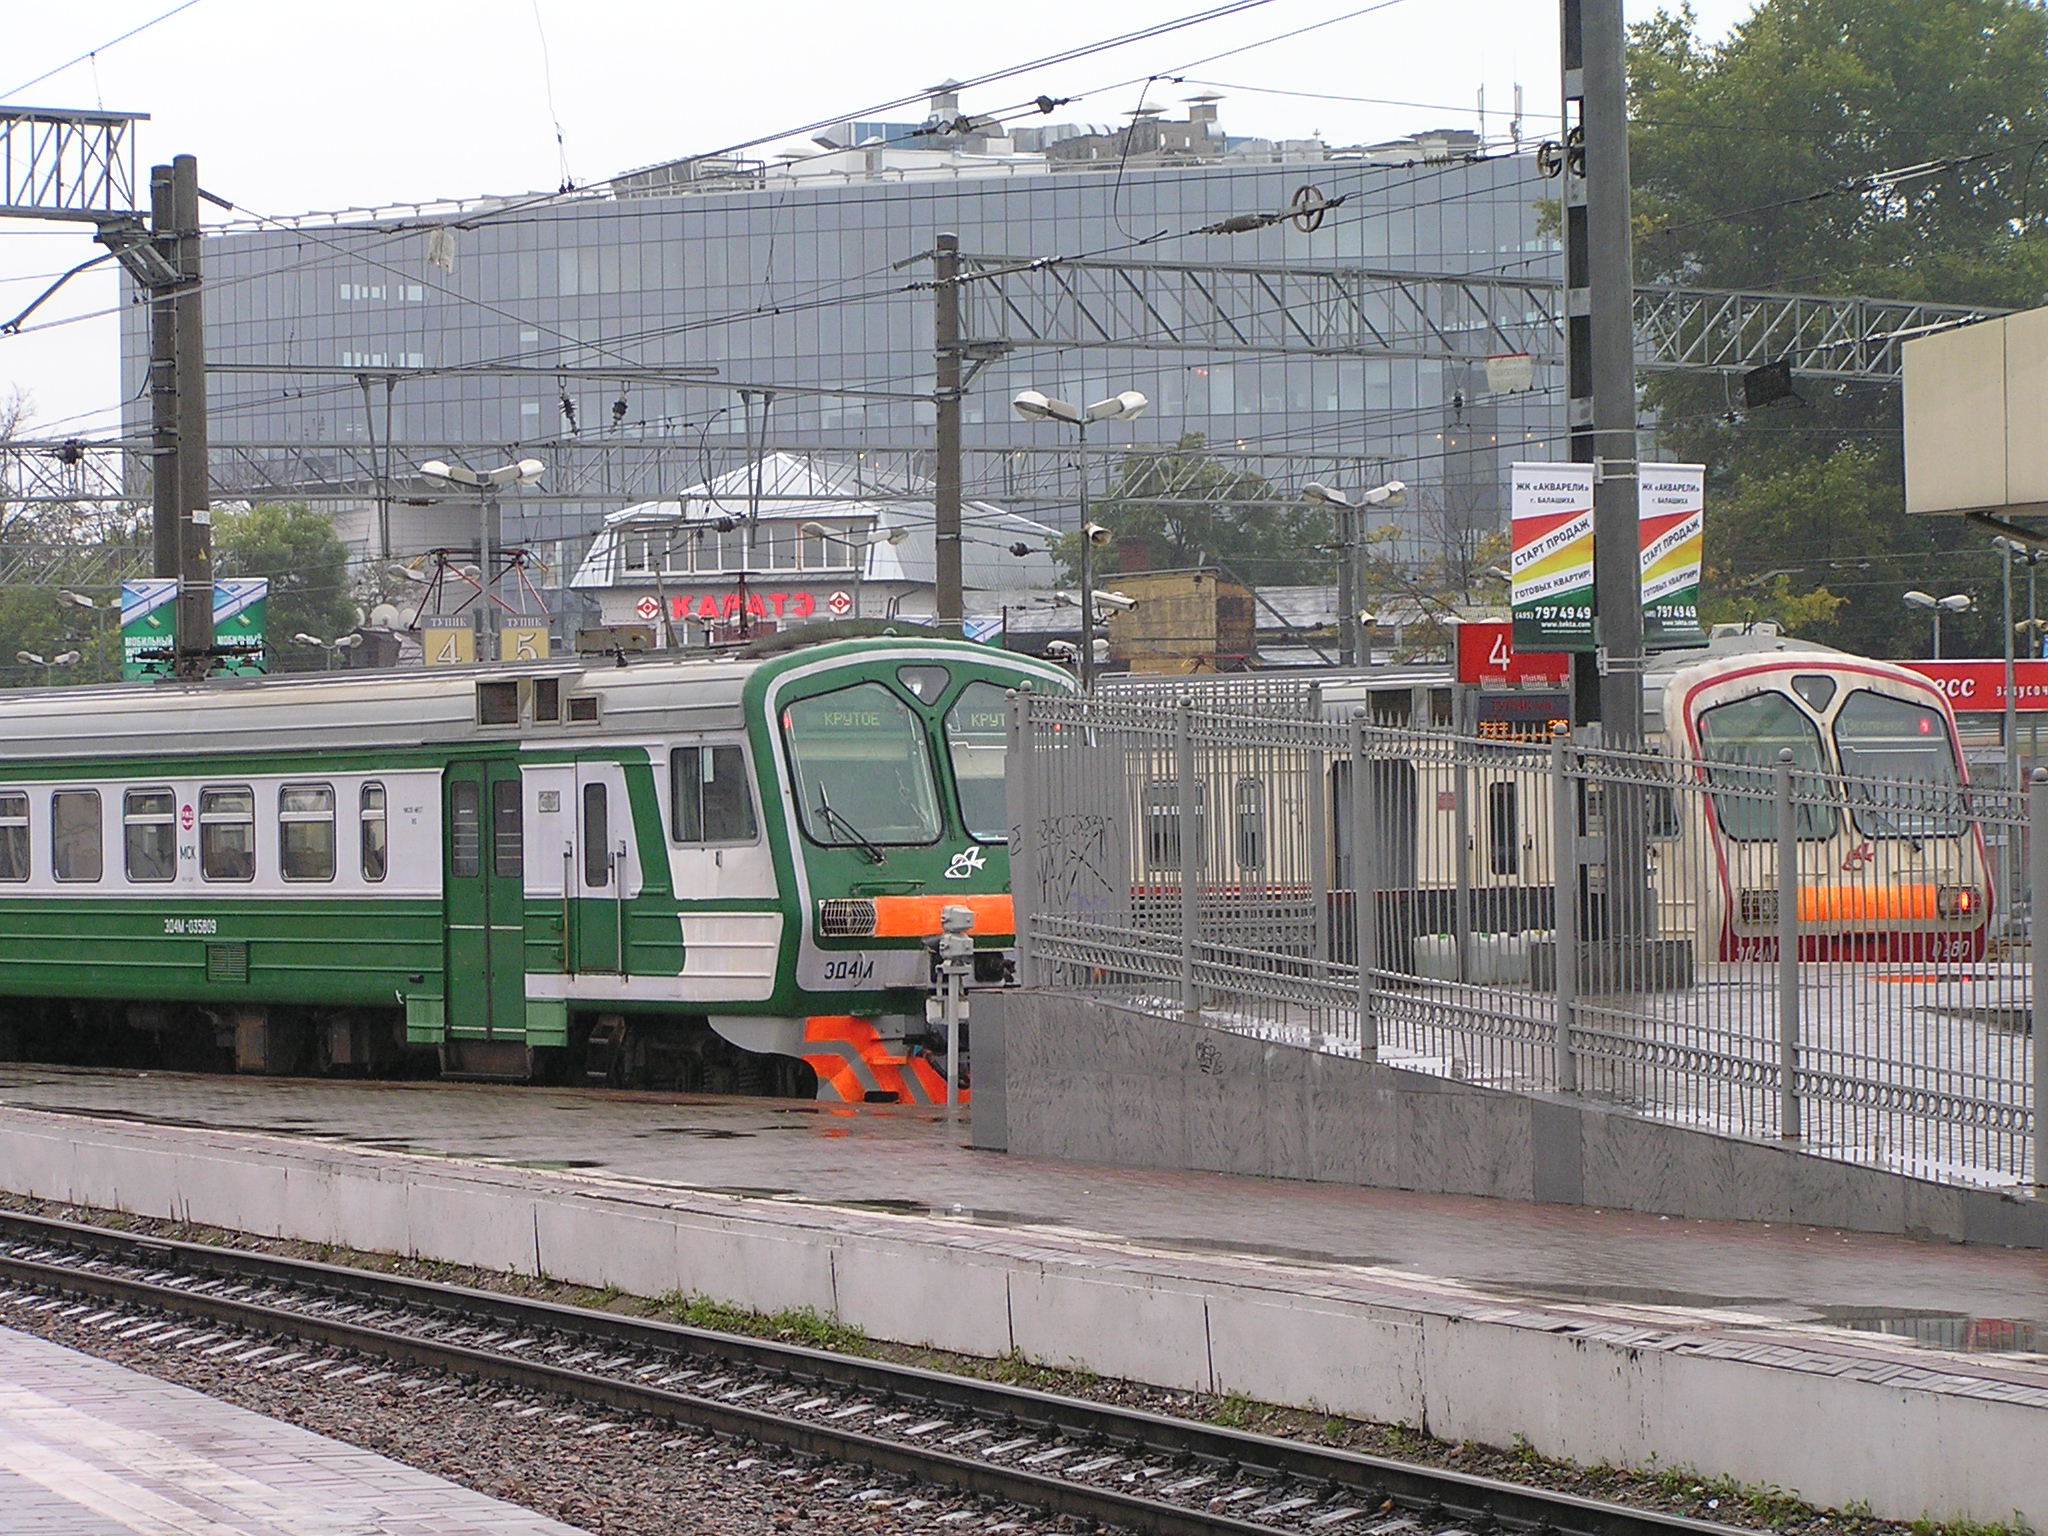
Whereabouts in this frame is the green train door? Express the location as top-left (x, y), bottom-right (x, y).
top-left (444, 757), bottom-right (527, 1043)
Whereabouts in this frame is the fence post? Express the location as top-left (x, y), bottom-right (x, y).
top-left (1309, 725), bottom-right (1330, 971)
top-left (1353, 713), bottom-right (1379, 1062)
top-left (1005, 686), bottom-right (1040, 989)
top-left (1453, 740), bottom-right (1472, 983)
top-left (1177, 697), bottom-right (1200, 1020)
top-left (1776, 747), bottom-right (1802, 1140)
top-left (2032, 769), bottom-right (2047, 1190)
top-left (1550, 728), bottom-right (1578, 1093)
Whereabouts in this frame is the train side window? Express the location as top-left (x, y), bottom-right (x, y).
top-left (450, 781), bottom-right (480, 877)
top-left (583, 782), bottom-right (610, 887)
top-left (124, 788), bottom-right (177, 883)
top-left (1487, 782), bottom-right (1519, 876)
top-left (51, 790), bottom-right (101, 882)
top-left (944, 682), bottom-right (1010, 841)
top-left (279, 784), bottom-right (336, 882)
top-left (1145, 781), bottom-right (1206, 868)
top-left (0, 792), bottom-right (27, 882)
top-left (492, 779), bottom-right (524, 877)
top-left (360, 783), bottom-right (388, 882)
top-left (1234, 778), bottom-right (1265, 869)
top-left (200, 787), bottom-right (256, 882)
top-left (671, 745), bottom-right (759, 844)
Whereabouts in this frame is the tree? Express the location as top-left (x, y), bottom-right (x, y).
top-left (0, 391), bottom-right (146, 686)
top-left (1629, 0), bottom-right (2048, 657)
top-left (1058, 435), bottom-right (1336, 586)
top-left (213, 503), bottom-right (358, 672)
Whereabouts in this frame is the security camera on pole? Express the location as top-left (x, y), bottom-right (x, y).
top-left (1013, 388), bottom-right (1148, 690)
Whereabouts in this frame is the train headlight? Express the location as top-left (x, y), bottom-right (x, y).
top-left (1936, 884), bottom-right (1978, 920)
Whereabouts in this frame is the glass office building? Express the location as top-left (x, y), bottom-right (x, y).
top-left (122, 94), bottom-right (1560, 593)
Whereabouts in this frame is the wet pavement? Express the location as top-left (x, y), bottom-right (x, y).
top-left (0, 1064), bottom-right (2044, 1354)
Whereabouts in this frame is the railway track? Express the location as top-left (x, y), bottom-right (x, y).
top-left (0, 1210), bottom-right (1747, 1536)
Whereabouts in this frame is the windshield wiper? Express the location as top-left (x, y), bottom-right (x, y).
top-left (815, 787), bottom-right (886, 865)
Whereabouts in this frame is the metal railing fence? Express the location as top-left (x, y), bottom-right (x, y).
top-left (1006, 688), bottom-right (2045, 1191)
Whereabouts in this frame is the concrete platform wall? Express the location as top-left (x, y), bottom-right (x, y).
top-left (1, 1104), bottom-right (2044, 1524)
top-left (974, 991), bottom-right (2048, 1249)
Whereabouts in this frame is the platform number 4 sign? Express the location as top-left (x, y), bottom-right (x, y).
top-left (423, 627), bottom-right (476, 666)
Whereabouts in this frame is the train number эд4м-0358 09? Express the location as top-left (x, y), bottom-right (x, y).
top-left (163, 916), bottom-right (219, 935)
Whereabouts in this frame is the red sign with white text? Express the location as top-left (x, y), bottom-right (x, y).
top-left (1454, 620), bottom-right (1572, 685)
top-left (1903, 659), bottom-right (2048, 712)
top-left (664, 590), bottom-right (817, 622)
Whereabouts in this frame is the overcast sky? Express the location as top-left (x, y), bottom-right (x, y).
top-left (1, 0), bottom-right (1757, 437)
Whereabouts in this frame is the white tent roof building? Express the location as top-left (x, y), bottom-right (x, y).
top-left (571, 452), bottom-right (1059, 637)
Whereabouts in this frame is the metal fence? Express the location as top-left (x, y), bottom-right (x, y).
top-left (1007, 688), bottom-right (2046, 1191)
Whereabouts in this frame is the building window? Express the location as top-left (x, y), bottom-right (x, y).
top-left (200, 786), bottom-right (256, 882)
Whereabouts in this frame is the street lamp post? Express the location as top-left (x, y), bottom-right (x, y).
top-left (1303, 480), bottom-right (1406, 666)
top-left (418, 457), bottom-right (546, 659)
top-left (799, 521), bottom-right (908, 621)
top-left (1013, 388), bottom-right (1148, 689)
top-left (14, 649), bottom-right (80, 686)
top-left (1902, 589), bottom-right (1971, 659)
top-left (293, 631), bottom-right (365, 671)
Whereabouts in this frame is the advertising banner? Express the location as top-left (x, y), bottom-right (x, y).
top-left (121, 579), bottom-right (270, 679)
top-left (1905, 659), bottom-right (2048, 712)
top-left (1509, 462), bottom-right (1596, 652)
top-left (1639, 462), bottom-right (1706, 649)
top-left (120, 579), bottom-right (177, 680)
top-left (212, 578), bottom-right (268, 676)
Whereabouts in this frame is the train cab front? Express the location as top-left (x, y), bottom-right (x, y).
top-left (769, 656), bottom-right (1040, 1102)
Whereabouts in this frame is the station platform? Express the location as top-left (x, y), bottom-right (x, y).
top-left (0, 1065), bottom-right (2042, 1525)
top-left (0, 1323), bottom-right (589, 1535)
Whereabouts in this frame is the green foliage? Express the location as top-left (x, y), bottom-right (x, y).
top-left (1064, 434), bottom-right (1334, 585)
top-left (1630, 0), bottom-right (2048, 657)
top-left (213, 503), bottom-right (358, 673)
top-left (1210, 1389), bottom-right (1259, 1429)
top-left (656, 1291), bottom-right (874, 1355)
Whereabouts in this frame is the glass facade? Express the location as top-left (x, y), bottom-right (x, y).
top-left (124, 124), bottom-right (1562, 579)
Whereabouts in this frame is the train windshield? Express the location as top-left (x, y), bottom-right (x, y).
top-left (1695, 692), bottom-right (1838, 841)
top-left (1832, 690), bottom-right (1967, 838)
top-left (944, 681), bottom-right (1010, 841)
top-left (782, 681), bottom-right (944, 849)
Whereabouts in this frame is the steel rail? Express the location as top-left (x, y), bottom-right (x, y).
top-left (0, 1211), bottom-right (1746, 1536)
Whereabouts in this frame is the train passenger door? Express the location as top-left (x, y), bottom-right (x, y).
top-left (571, 757), bottom-right (627, 973)
top-left (443, 758), bottom-right (527, 1038)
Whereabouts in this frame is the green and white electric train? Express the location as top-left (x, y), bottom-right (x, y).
top-left (0, 632), bottom-right (1070, 1099)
